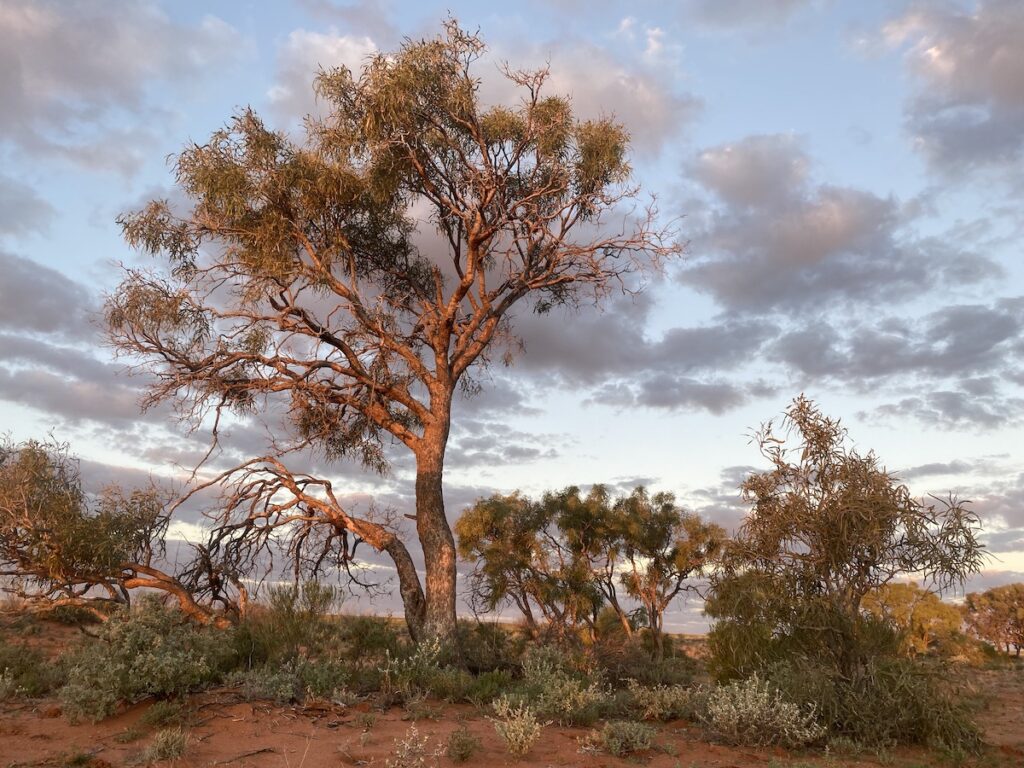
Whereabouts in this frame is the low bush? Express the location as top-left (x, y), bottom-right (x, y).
top-left (59, 597), bottom-right (237, 722)
top-left (626, 679), bottom-right (703, 721)
top-left (139, 700), bottom-right (186, 728)
top-left (702, 674), bottom-right (825, 748)
top-left (491, 696), bottom-right (544, 757)
top-left (765, 658), bottom-right (981, 753)
top-left (445, 725), bottom-right (481, 763)
top-left (385, 724), bottom-right (434, 768)
top-left (514, 646), bottom-right (610, 726)
top-left (228, 663), bottom-right (302, 704)
top-left (138, 727), bottom-right (188, 764)
top-left (233, 582), bottom-right (339, 664)
top-left (0, 642), bottom-right (62, 698)
top-left (587, 720), bottom-right (656, 757)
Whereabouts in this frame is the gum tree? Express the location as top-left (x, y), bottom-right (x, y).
top-left (107, 21), bottom-right (679, 645)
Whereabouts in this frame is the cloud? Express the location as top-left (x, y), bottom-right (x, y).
top-left (267, 28), bottom-right (377, 124)
top-left (687, 0), bottom-right (823, 29)
top-left (0, 175), bottom-right (54, 236)
top-left (681, 133), bottom-right (1001, 314)
top-left (0, 251), bottom-right (94, 337)
top-left (884, 0), bottom-right (1024, 174)
top-left (0, 0), bottom-right (241, 172)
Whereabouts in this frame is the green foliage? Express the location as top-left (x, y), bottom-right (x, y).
top-left (0, 439), bottom-right (167, 606)
top-left (764, 658), bottom-right (982, 753)
top-left (234, 581), bottom-right (340, 664)
top-left (513, 646), bottom-right (610, 726)
top-left (138, 727), bottom-right (188, 764)
top-left (964, 583), bottom-right (1024, 656)
top-left (445, 725), bottom-right (481, 763)
top-left (228, 662), bottom-right (303, 703)
top-left (586, 720), bottom-right (656, 757)
top-left (702, 674), bottom-right (826, 748)
top-left (0, 642), bottom-right (63, 698)
top-left (59, 597), bottom-right (237, 722)
top-left (457, 485), bottom-right (721, 653)
top-left (490, 697), bottom-right (544, 757)
top-left (626, 679), bottom-right (703, 721)
top-left (862, 582), bottom-right (964, 657)
top-left (708, 397), bottom-right (983, 679)
top-left (139, 700), bottom-right (186, 728)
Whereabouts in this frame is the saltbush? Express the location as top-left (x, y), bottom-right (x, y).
top-left (626, 679), bottom-right (703, 721)
top-left (445, 725), bottom-right (481, 763)
top-left (491, 696), bottom-right (544, 757)
top-left (59, 597), bottom-right (237, 722)
top-left (0, 642), bottom-right (62, 698)
top-left (587, 720), bottom-right (656, 756)
top-left (514, 646), bottom-right (610, 726)
top-left (765, 658), bottom-right (981, 753)
top-left (702, 674), bottom-right (825, 748)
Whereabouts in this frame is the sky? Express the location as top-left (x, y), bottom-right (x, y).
top-left (2, 0), bottom-right (1024, 630)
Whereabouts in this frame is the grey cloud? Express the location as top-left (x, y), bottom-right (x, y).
top-left (683, 135), bottom-right (1000, 314)
top-left (688, 0), bottom-right (823, 29)
top-left (866, 390), bottom-right (1024, 430)
top-left (482, 38), bottom-right (701, 156)
top-left (0, 251), bottom-right (94, 338)
top-left (587, 376), bottom-right (750, 414)
top-left (773, 300), bottom-right (1024, 384)
top-left (0, 0), bottom-right (241, 171)
top-left (885, 0), bottom-right (1024, 173)
top-left (0, 175), bottom-right (54, 236)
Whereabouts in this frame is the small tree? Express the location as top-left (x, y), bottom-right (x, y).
top-left (457, 484), bottom-right (721, 652)
top-left (107, 20), bottom-right (679, 646)
top-left (455, 490), bottom-right (603, 638)
top-left (614, 487), bottom-right (725, 660)
top-left (0, 439), bottom-right (233, 625)
top-left (861, 582), bottom-right (963, 657)
top-left (707, 396), bottom-right (984, 677)
top-left (964, 584), bottom-right (1024, 656)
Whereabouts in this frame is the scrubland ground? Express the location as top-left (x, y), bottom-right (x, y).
top-left (1, 611), bottom-right (1021, 768)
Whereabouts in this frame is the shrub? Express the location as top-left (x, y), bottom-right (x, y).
top-left (465, 669), bottom-right (514, 707)
top-left (588, 720), bottom-right (656, 757)
top-left (385, 724), bottom-right (434, 768)
top-left (138, 727), bottom-right (188, 763)
top-left (491, 696), bottom-right (544, 757)
top-left (626, 680), bottom-right (703, 721)
top-left (228, 663), bottom-right (302, 704)
top-left (765, 657), bottom-right (981, 753)
top-left (702, 674), bottom-right (825, 748)
top-left (445, 725), bottom-right (481, 763)
top-left (233, 581), bottom-right (339, 664)
top-left (516, 646), bottom-right (610, 726)
top-left (59, 597), bottom-right (237, 722)
top-left (0, 642), bottom-right (62, 698)
top-left (139, 700), bottom-right (186, 728)
top-left (337, 615), bottom-right (403, 662)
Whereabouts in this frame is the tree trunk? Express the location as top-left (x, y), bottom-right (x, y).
top-left (414, 427), bottom-right (458, 652)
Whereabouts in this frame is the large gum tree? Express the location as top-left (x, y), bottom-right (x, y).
top-left (107, 21), bottom-right (679, 645)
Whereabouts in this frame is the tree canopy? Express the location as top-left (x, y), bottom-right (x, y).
top-left (106, 20), bottom-right (679, 644)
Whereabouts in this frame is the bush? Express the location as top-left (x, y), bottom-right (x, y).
top-left (337, 615), bottom-right (403, 662)
top-left (626, 679), bottom-right (702, 721)
top-left (765, 658), bottom-right (981, 753)
top-left (59, 597), bottom-right (237, 722)
top-left (491, 697), bottom-right (544, 757)
top-left (139, 700), bottom-right (186, 728)
top-left (702, 674), bottom-right (825, 748)
top-left (233, 582), bottom-right (339, 664)
top-left (445, 725), bottom-right (481, 763)
top-left (139, 727), bottom-right (188, 764)
top-left (386, 724), bottom-right (433, 768)
top-left (228, 663), bottom-right (302, 704)
top-left (0, 642), bottom-right (63, 698)
top-left (587, 720), bottom-right (656, 757)
top-left (515, 646), bottom-right (610, 726)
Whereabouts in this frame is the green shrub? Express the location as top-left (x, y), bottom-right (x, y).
top-left (139, 700), bottom-right (186, 728)
top-left (385, 724), bottom-right (433, 768)
top-left (234, 581), bottom-right (339, 664)
top-left (445, 725), bottom-right (481, 763)
top-left (465, 669), bottom-right (514, 706)
top-left (59, 597), bottom-right (237, 722)
top-left (228, 662), bottom-right (302, 703)
top-left (298, 656), bottom-right (350, 699)
top-left (456, 620), bottom-right (523, 672)
top-left (626, 679), bottom-right (703, 721)
top-left (0, 642), bottom-right (63, 697)
top-left (765, 657), bottom-right (981, 753)
top-left (337, 615), bottom-right (403, 662)
top-left (587, 720), bottom-right (656, 756)
top-left (516, 646), bottom-right (610, 726)
top-left (138, 727), bottom-right (188, 763)
top-left (491, 696), bottom-right (544, 757)
top-left (702, 674), bottom-right (825, 748)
